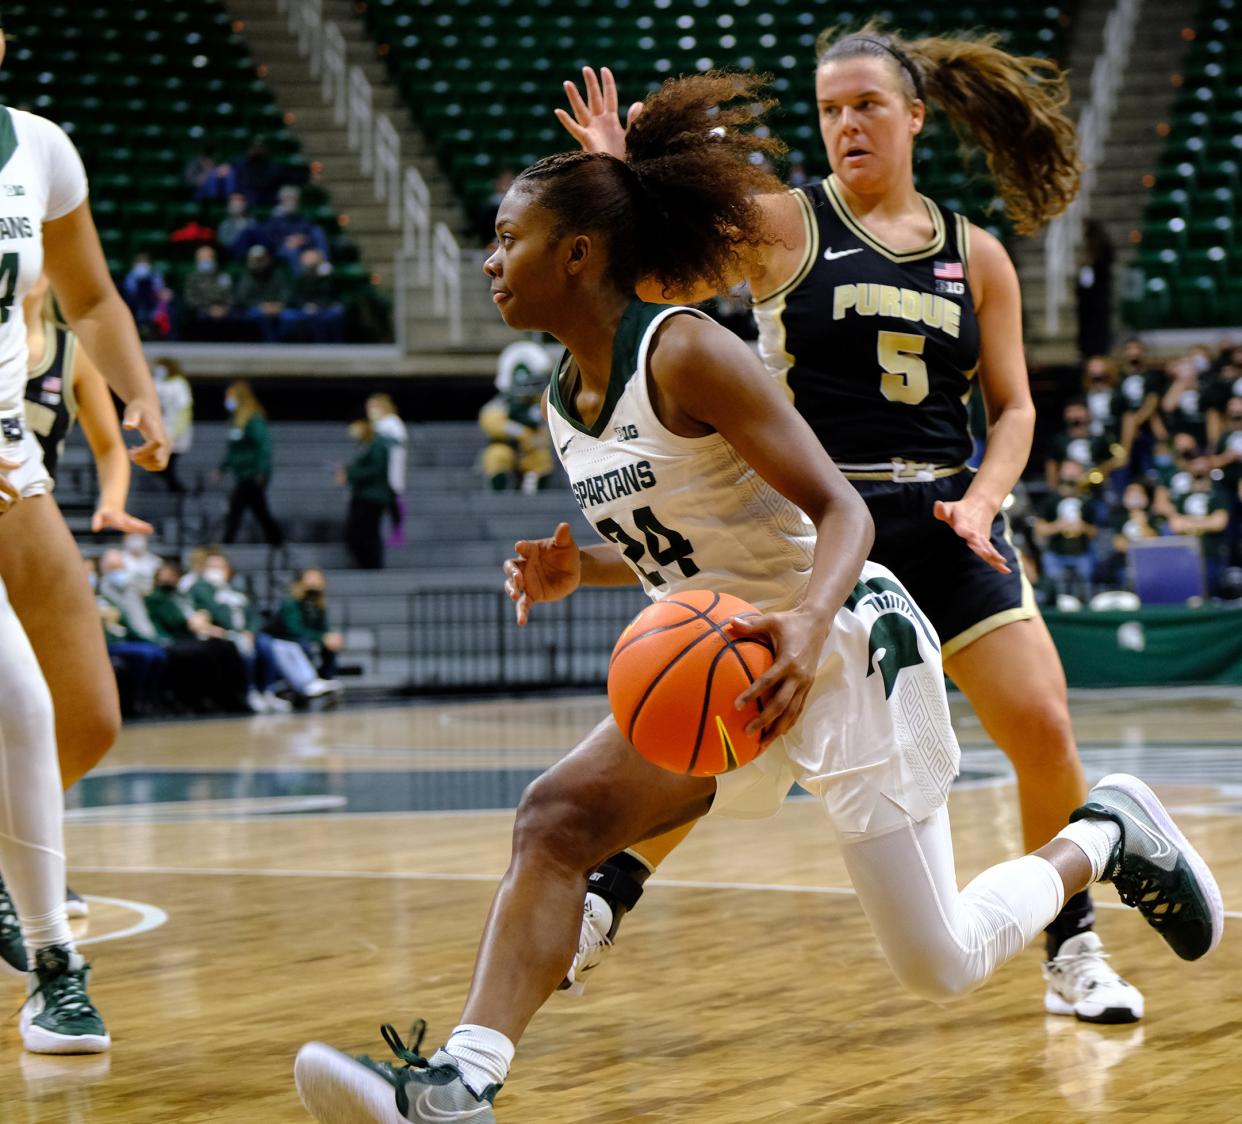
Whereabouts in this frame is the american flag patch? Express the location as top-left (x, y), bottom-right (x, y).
top-left (934, 261), bottom-right (964, 280)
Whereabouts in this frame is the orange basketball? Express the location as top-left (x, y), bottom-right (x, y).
top-left (608, 590), bottom-right (775, 776)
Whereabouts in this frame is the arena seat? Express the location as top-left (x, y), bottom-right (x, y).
top-left (360, 0), bottom-right (1070, 243)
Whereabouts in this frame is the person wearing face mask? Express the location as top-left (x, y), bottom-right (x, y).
top-left (181, 246), bottom-right (239, 344)
top-left (1161, 354), bottom-right (1213, 450)
top-left (366, 394), bottom-right (409, 547)
top-left (260, 185), bottom-right (330, 274)
top-left (272, 567), bottom-right (345, 680)
top-left (119, 531), bottom-right (162, 594)
top-left (1115, 338), bottom-right (1168, 480)
top-left (1034, 460), bottom-right (1098, 598)
top-left (1082, 356), bottom-right (1120, 440)
top-left (337, 418), bottom-right (392, 570)
top-left (151, 357), bottom-right (193, 492)
top-left (219, 380), bottom-right (285, 548)
top-left (218, 192), bottom-right (258, 261)
top-left (1169, 453), bottom-right (1231, 595)
top-left (1044, 399), bottom-right (1125, 492)
top-left (120, 252), bottom-right (173, 340)
top-left (1104, 482), bottom-right (1164, 585)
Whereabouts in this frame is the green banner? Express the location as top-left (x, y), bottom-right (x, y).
top-left (1043, 605), bottom-right (1242, 687)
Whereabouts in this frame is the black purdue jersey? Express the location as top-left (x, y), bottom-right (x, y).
top-left (753, 176), bottom-right (982, 466)
top-left (23, 320), bottom-right (78, 480)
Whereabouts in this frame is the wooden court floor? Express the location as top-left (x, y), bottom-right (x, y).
top-left (5, 690), bottom-right (1242, 1123)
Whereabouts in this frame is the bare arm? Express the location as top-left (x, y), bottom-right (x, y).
top-left (42, 201), bottom-right (169, 470)
top-left (935, 226), bottom-right (1035, 573)
top-left (72, 344), bottom-right (153, 534)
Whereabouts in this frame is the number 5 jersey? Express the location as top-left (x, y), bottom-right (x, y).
top-left (546, 301), bottom-right (816, 613)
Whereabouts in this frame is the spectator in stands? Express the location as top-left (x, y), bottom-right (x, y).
top-left (1150, 432), bottom-right (1200, 521)
top-left (220, 380), bottom-right (285, 548)
top-left (95, 559), bottom-right (168, 717)
top-left (283, 247), bottom-right (344, 343)
top-left (272, 567), bottom-right (344, 680)
top-left (121, 253), bottom-right (173, 340)
top-left (366, 393), bottom-right (409, 546)
top-left (97, 547), bottom-right (160, 642)
top-left (151, 357), bottom-right (194, 492)
top-left (1075, 219), bottom-right (1114, 359)
top-left (178, 544), bottom-right (214, 594)
top-left (119, 532), bottom-right (161, 595)
top-left (181, 245), bottom-right (240, 342)
top-left (218, 192), bottom-right (259, 261)
top-left (1034, 459), bottom-right (1098, 597)
top-left (237, 245), bottom-right (292, 343)
top-left (479, 340), bottom-right (553, 493)
top-left (1161, 354), bottom-right (1211, 448)
top-left (184, 143), bottom-right (231, 204)
top-left (144, 560), bottom-right (250, 712)
top-left (1115, 337), bottom-right (1166, 477)
top-left (339, 418), bottom-right (392, 570)
top-left (1082, 355), bottom-right (1119, 438)
top-left (1044, 398), bottom-right (1124, 491)
top-left (229, 135), bottom-right (285, 209)
top-left (1169, 451), bottom-right (1231, 594)
top-left (260, 185), bottom-right (329, 272)
top-left (1214, 396), bottom-right (1242, 566)
top-left (1104, 481), bottom-right (1164, 585)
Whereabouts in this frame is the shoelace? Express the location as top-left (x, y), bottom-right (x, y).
top-left (1112, 863), bottom-right (1183, 931)
top-left (14, 959), bottom-right (96, 1022)
top-left (1054, 945), bottom-right (1119, 990)
top-left (379, 1019), bottom-right (430, 1071)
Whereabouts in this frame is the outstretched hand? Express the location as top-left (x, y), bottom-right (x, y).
top-left (554, 66), bottom-right (642, 157)
top-left (933, 497), bottom-right (1011, 574)
top-left (91, 504), bottom-right (154, 535)
top-left (503, 521), bottom-right (582, 625)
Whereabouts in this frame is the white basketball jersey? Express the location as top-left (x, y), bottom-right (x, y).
top-left (546, 302), bottom-right (815, 613)
top-left (0, 108), bottom-right (89, 418)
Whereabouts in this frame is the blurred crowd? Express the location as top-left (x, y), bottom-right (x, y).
top-left (90, 538), bottom-right (344, 718)
top-left (1017, 338), bottom-right (1242, 601)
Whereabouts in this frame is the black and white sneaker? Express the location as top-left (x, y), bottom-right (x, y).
top-left (1070, 773), bottom-right (1224, 961)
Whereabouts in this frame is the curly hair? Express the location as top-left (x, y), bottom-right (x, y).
top-left (816, 21), bottom-right (1082, 235)
top-left (514, 72), bottom-right (786, 295)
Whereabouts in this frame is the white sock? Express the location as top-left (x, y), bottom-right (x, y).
top-left (0, 587), bottom-right (74, 962)
top-left (444, 1024), bottom-right (515, 1096)
top-left (1056, 819), bottom-right (1122, 884)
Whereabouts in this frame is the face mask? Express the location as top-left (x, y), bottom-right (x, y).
top-left (157, 581), bottom-right (177, 593)
top-left (202, 567), bottom-right (229, 587)
top-left (102, 571), bottom-right (129, 592)
top-left (196, 258), bottom-right (215, 272)
top-left (228, 200), bottom-right (246, 216)
top-left (1191, 353), bottom-right (1211, 374)
top-left (304, 589), bottom-right (325, 603)
top-left (153, 364), bottom-right (168, 382)
top-left (225, 395), bottom-right (237, 412)
top-left (131, 263), bottom-right (151, 279)
top-left (124, 535), bottom-right (146, 555)
top-left (1154, 453), bottom-right (1173, 467)
top-left (1123, 493), bottom-right (1146, 511)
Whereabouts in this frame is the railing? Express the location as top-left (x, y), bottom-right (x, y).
top-left (433, 222), bottom-right (464, 344)
top-left (280, 0), bottom-right (465, 347)
top-left (1044, 0), bottom-right (1141, 335)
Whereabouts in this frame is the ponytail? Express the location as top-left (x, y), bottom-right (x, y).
top-left (818, 22), bottom-right (1082, 235)
top-left (514, 72), bottom-right (785, 296)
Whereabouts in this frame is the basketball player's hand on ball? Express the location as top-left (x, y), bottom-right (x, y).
top-left (504, 522), bottom-right (582, 625)
top-left (123, 398), bottom-right (172, 472)
top-left (728, 609), bottom-right (829, 745)
top-left (556, 66), bottom-right (643, 158)
top-left (933, 498), bottom-right (1010, 574)
top-left (0, 456), bottom-right (19, 512)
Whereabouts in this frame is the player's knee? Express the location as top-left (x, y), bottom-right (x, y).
top-left (59, 698), bottom-right (121, 784)
top-left (889, 955), bottom-right (980, 1004)
top-left (1002, 695), bottom-right (1076, 774)
top-left (512, 771), bottom-right (612, 871)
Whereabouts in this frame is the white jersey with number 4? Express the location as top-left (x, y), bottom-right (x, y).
top-left (546, 302), bottom-right (816, 614)
top-left (0, 107), bottom-right (88, 419)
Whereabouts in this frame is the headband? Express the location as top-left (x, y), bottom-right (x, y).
top-left (852, 36), bottom-right (926, 101)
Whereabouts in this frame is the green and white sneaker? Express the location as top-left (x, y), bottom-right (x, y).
top-left (0, 874), bottom-right (27, 977)
top-left (296, 1021), bottom-right (500, 1122)
top-left (1070, 773), bottom-right (1225, 961)
top-left (21, 945), bottom-right (110, 1054)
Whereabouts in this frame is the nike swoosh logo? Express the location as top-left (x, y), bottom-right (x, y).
top-left (1127, 814), bottom-right (1175, 864)
top-left (823, 247), bottom-right (863, 261)
top-left (413, 1087), bottom-right (493, 1121)
top-left (558, 436), bottom-right (573, 455)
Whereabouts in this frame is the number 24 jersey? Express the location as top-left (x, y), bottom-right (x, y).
top-left (546, 301), bottom-right (816, 614)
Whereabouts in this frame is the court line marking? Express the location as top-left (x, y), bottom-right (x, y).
top-left (74, 896), bottom-right (169, 947)
top-left (69, 865), bottom-right (1241, 919)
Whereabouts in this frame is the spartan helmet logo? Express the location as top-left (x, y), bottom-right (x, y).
top-left (866, 610), bottom-right (925, 700)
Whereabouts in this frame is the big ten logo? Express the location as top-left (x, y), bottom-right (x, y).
top-left (615, 424), bottom-right (639, 441)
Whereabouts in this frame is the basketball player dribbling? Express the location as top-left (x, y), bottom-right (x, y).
top-left (556, 24), bottom-right (1145, 1024)
top-left (293, 75), bottom-right (1222, 1124)
top-left (0, 10), bottom-right (169, 1052)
